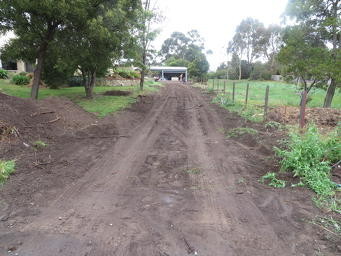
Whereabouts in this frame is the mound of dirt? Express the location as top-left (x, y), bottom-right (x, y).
top-left (269, 106), bottom-right (340, 128)
top-left (38, 97), bottom-right (98, 131)
top-left (103, 90), bottom-right (132, 96)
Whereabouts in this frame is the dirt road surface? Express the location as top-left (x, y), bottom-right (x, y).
top-left (0, 83), bottom-right (336, 255)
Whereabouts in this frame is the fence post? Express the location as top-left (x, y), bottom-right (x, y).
top-left (232, 82), bottom-right (235, 102)
top-left (224, 81), bottom-right (226, 94)
top-left (245, 83), bottom-right (249, 106)
top-left (300, 90), bottom-right (307, 129)
top-left (213, 79), bottom-right (215, 90)
top-left (264, 86), bottom-right (270, 121)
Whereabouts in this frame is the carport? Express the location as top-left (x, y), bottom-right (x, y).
top-left (150, 66), bottom-right (188, 82)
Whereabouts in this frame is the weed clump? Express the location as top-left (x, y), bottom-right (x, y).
top-left (226, 127), bottom-right (258, 138)
top-left (0, 160), bottom-right (15, 183)
top-left (260, 172), bottom-right (286, 188)
top-left (275, 125), bottom-right (340, 211)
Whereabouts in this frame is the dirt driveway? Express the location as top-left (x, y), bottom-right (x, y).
top-left (0, 83), bottom-right (337, 255)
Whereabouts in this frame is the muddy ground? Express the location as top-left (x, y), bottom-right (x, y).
top-left (0, 83), bottom-right (340, 256)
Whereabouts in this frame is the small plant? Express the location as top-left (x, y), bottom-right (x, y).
top-left (33, 140), bottom-right (47, 148)
top-left (0, 160), bottom-right (15, 183)
top-left (265, 121), bottom-right (282, 130)
top-left (226, 127), bottom-right (258, 138)
top-left (185, 168), bottom-right (201, 175)
top-left (260, 172), bottom-right (286, 188)
top-left (12, 74), bottom-right (30, 85)
top-left (0, 69), bottom-right (9, 79)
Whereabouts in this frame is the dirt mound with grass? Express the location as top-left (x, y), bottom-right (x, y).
top-left (269, 106), bottom-right (340, 128)
top-left (103, 90), bottom-right (132, 96)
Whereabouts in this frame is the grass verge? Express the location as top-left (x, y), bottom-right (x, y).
top-left (0, 79), bottom-right (161, 117)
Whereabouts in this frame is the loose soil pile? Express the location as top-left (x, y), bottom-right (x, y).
top-left (269, 106), bottom-right (340, 128)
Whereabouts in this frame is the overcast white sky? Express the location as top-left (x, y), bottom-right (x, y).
top-left (153, 0), bottom-right (289, 71)
top-left (1, 0), bottom-right (289, 71)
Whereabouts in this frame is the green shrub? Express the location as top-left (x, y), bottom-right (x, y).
top-left (12, 74), bottom-right (30, 85)
top-left (116, 69), bottom-right (140, 79)
top-left (260, 172), bottom-right (286, 188)
top-left (0, 160), bottom-right (15, 183)
top-left (276, 125), bottom-right (339, 198)
top-left (0, 69), bottom-right (9, 79)
top-left (19, 71), bottom-right (28, 76)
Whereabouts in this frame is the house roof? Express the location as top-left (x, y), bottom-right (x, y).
top-left (150, 66), bottom-right (187, 72)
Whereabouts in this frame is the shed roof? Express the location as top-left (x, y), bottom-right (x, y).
top-left (150, 66), bottom-right (187, 72)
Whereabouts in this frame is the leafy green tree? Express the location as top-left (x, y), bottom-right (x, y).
top-left (0, 0), bottom-right (107, 99)
top-left (160, 30), bottom-right (209, 80)
top-left (136, 0), bottom-right (161, 90)
top-left (285, 0), bottom-right (340, 107)
top-left (278, 26), bottom-right (330, 95)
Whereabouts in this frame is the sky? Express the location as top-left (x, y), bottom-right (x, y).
top-left (153, 0), bottom-right (289, 71)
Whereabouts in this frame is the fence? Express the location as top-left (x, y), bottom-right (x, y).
top-left (202, 79), bottom-right (308, 128)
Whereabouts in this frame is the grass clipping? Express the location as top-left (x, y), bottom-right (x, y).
top-left (275, 125), bottom-right (340, 212)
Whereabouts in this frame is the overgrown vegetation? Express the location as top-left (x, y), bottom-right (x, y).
top-left (226, 127), bottom-right (258, 138)
top-left (0, 69), bottom-right (9, 79)
top-left (0, 160), bottom-right (15, 184)
top-left (260, 172), bottom-right (286, 188)
top-left (12, 74), bottom-right (30, 85)
top-left (275, 125), bottom-right (341, 212)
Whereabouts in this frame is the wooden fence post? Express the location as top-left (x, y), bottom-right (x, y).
top-left (224, 81), bottom-right (226, 94)
top-left (264, 86), bottom-right (270, 121)
top-left (300, 90), bottom-right (307, 129)
top-left (245, 83), bottom-right (249, 106)
top-left (232, 82), bottom-right (235, 102)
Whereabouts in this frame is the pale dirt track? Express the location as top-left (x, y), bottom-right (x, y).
top-left (0, 83), bottom-right (329, 255)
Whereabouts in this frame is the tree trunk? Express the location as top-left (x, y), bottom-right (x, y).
top-left (140, 69), bottom-right (145, 91)
top-left (323, 0), bottom-right (339, 107)
top-left (30, 23), bottom-right (56, 100)
top-left (31, 44), bottom-right (47, 99)
top-left (323, 79), bottom-right (337, 108)
top-left (84, 71), bottom-right (96, 99)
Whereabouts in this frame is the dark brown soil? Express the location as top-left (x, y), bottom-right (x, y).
top-left (269, 106), bottom-right (341, 130)
top-left (103, 90), bottom-right (132, 96)
top-left (0, 84), bottom-right (339, 255)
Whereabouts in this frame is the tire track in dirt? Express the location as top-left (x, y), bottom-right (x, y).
top-left (0, 83), bottom-right (330, 255)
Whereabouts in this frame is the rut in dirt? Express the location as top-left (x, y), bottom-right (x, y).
top-left (0, 83), bottom-right (330, 255)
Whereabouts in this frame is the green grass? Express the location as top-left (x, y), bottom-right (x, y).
top-left (206, 80), bottom-right (341, 109)
top-left (226, 127), bottom-right (258, 138)
top-left (0, 79), bottom-right (161, 117)
top-left (33, 140), bottom-right (48, 148)
top-left (0, 160), bottom-right (15, 184)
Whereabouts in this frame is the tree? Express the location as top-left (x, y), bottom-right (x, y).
top-left (285, 0), bottom-right (341, 107)
top-left (0, 0), bottom-right (107, 99)
top-left (278, 26), bottom-right (330, 96)
top-left (64, 0), bottom-right (141, 98)
top-left (160, 30), bottom-right (209, 80)
top-left (227, 18), bottom-right (265, 80)
top-left (137, 0), bottom-right (161, 90)
top-left (258, 24), bottom-right (283, 73)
